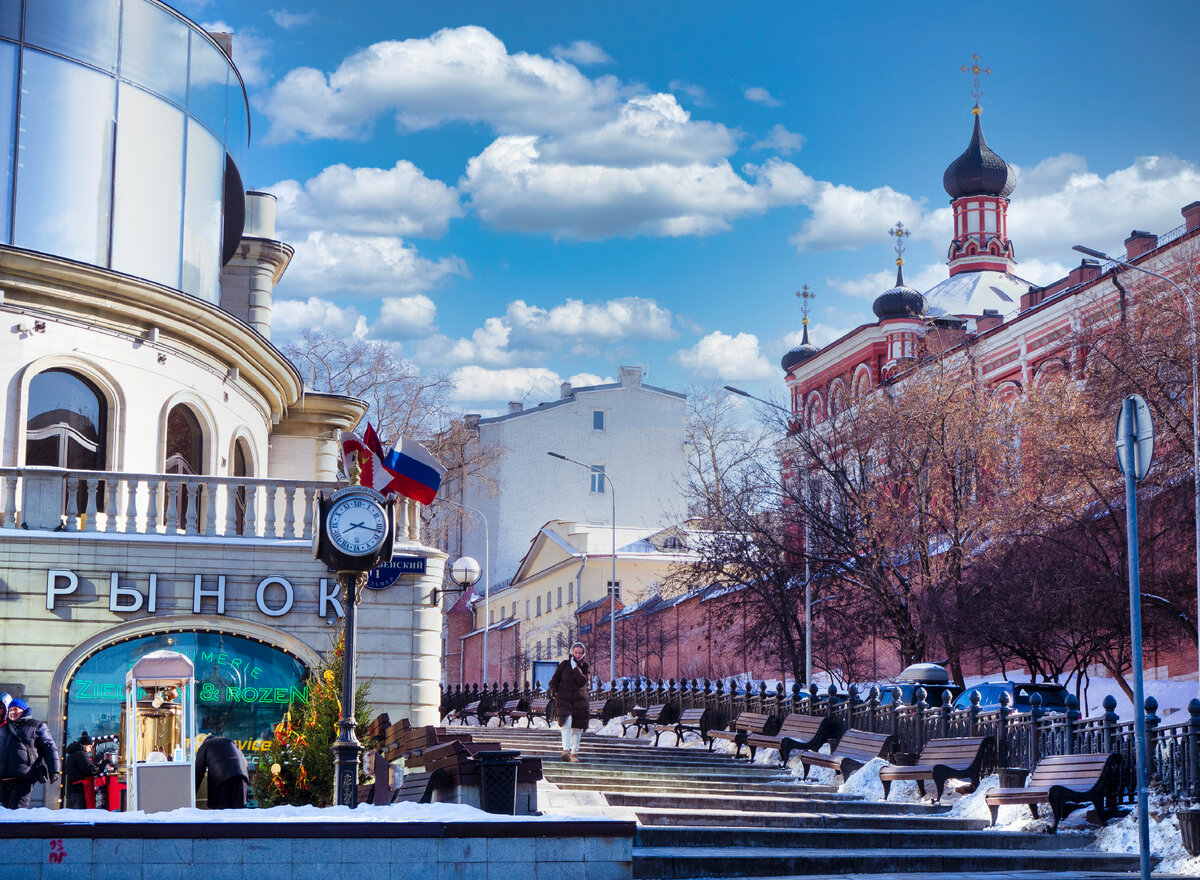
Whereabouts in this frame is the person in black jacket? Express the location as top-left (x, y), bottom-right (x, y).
top-left (0, 699), bottom-right (61, 809)
top-left (548, 641), bottom-right (590, 762)
top-left (195, 735), bottom-right (250, 809)
top-left (63, 732), bottom-right (108, 809)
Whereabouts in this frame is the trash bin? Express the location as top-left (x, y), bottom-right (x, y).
top-left (1179, 808), bottom-right (1200, 857)
top-left (475, 750), bottom-right (521, 815)
top-left (998, 767), bottom-right (1030, 789)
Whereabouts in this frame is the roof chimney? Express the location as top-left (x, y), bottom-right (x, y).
top-left (1125, 229), bottom-right (1157, 260)
top-left (560, 381), bottom-right (572, 399)
top-left (976, 309), bottom-right (1003, 333)
top-left (1183, 201), bottom-right (1200, 233)
top-left (618, 366), bottom-right (642, 389)
top-left (507, 401), bottom-right (523, 414)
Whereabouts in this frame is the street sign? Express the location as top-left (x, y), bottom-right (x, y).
top-left (365, 555), bottom-right (427, 590)
top-left (1115, 394), bottom-right (1155, 481)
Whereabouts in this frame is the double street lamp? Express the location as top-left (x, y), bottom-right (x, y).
top-left (547, 451), bottom-right (617, 685)
top-left (1073, 243), bottom-right (1200, 689)
top-left (723, 385), bottom-right (816, 685)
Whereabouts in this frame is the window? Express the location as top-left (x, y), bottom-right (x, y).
top-left (489, 609), bottom-right (494, 624)
top-left (589, 464), bottom-right (605, 493)
top-left (546, 591), bottom-right (552, 612)
top-left (546, 637), bottom-right (552, 657)
top-left (607, 581), bottom-right (621, 600)
top-left (663, 536), bottom-right (682, 550)
top-left (536, 597), bottom-right (542, 616)
top-left (525, 600), bottom-right (530, 619)
top-left (593, 410), bottom-right (605, 431)
top-left (568, 582), bottom-right (574, 603)
top-left (26, 369), bottom-right (107, 470)
top-left (557, 586), bottom-right (562, 608)
top-left (535, 643), bottom-right (541, 660)
top-left (165, 404), bottom-right (204, 527)
top-left (557, 633), bottom-right (563, 654)
top-left (511, 602), bottom-right (517, 618)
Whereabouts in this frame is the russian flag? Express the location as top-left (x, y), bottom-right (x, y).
top-left (381, 437), bottom-right (446, 505)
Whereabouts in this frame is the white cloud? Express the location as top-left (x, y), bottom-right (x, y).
top-left (201, 21), bottom-right (270, 88)
top-left (752, 124), bottom-right (805, 155)
top-left (567, 372), bottom-right (614, 387)
top-left (826, 261), bottom-right (950, 300)
top-left (450, 365), bottom-right (563, 403)
top-left (550, 40), bottom-right (613, 66)
top-left (1008, 154), bottom-right (1200, 260)
top-left (463, 139), bottom-right (805, 239)
top-left (744, 86), bottom-right (781, 107)
top-left (417, 296), bottom-right (675, 368)
top-left (669, 79), bottom-right (709, 107)
top-left (789, 182), bottom-right (930, 253)
top-left (259, 26), bottom-right (621, 143)
top-left (280, 231), bottom-right (468, 298)
top-left (373, 295), bottom-right (438, 339)
top-left (267, 161), bottom-right (462, 238)
top-left (672, 331), bottom-right (775, 380)
top-left (269, 9), bottom-right (314, 29)
top-left (1012, 257), bottom-right (1071, 287)
top-left (272, 297), bottom-right (368, 339)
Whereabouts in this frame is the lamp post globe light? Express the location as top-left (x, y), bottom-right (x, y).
top-left (1073, 244), bottom-right (1200, 692)
top-left (450, 556), bottom-right (482, 589)
top-left (724, 385), bottom-right (816, 686)
top-left (547, 451), bottom-right (617, 685)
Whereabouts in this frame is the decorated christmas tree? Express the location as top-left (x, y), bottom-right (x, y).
top-left (252, 632), bottom-right (374, 807)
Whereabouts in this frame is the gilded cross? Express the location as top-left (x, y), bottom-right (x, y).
top-left (961, 53), bottom-right (991, 114)
top-left (889, 221), bottom-right (910, 266)
top-left (795, 284), bottom-right (815, 325)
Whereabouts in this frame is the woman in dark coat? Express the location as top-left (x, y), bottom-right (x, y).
top-left (548, 641), bottom-right (589, 761)
top-left (63, 732), bottom-right (106, 809)
top-left (195, 736), bottom-right (250, 809)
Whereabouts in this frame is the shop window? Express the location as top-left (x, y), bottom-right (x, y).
top-left (64, 630), bottom-right (307, 771)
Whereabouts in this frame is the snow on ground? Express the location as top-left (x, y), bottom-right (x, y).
top-left (0, 801), bottom-right (602, 824)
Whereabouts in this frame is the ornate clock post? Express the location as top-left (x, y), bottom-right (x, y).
top-left (312, 461), bottom-right (394, 807)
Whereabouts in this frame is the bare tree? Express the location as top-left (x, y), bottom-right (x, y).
top-left (684, 384), bottom-right (773, 525)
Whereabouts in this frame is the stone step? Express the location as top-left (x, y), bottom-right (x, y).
top-left (631, 845), bottom-right (1144, 877)
top-left (544, 777), bottom-right (838, 796)
top-left (636, 825), bottom-right (1094, 852)
top-left (543, 765), bottom-right (801, 783)
top-left (606, 792), bottom-right (950, 815)
top-left (633, 808), bottom-right (986, 831)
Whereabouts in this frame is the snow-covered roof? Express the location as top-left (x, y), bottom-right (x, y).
top-left (922, 270), bottom-right (1033, 319)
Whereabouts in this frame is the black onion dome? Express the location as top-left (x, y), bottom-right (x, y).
top-left (872, 264), bottom-right (926, 320)
top-left (942, 113), bottom-right (1016, 199)
top-left (781, 323), bottom-right (819, 372)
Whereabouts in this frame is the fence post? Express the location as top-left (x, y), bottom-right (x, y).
top-left (968, 689), bottom-right (980, 738)
top-left (1102, 694), bottom-right (1118, 754)
top-left (791, 681), bottom-right (802, 717)
top-left (826, 684), bottom-right (837, 719)
top-left (1065, 694), bottom-right (1080, 755)
top-left (1028, 691), bottom-right (1044, 767)
top-left (1144, 696), bottom-right (1159, 782)
top-left (889, 686), bottom-right (901, 746)
top-left (808, 682), bottom-right (819, 715)
top-left (775, 682), bottom-right (785, 720)
top-left (914, 687), bottom-right (929, 753)
top-left (1188, 698), bottom-right (1200, 801)
top-left (997, 690), bottom-right (1010, 767)
top-left (939, 689), bottom-right (951, 739)
top-left (866, 686), bottom-right (879, 734)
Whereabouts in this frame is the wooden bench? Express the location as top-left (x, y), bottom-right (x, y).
top-left (984, 752), bottom-right (1122, 832)
top-left (446, 700), bottom-right (481, 723)
top-left (796, 729), bottom-right (895, 780)
top-left (586, 698), bottom-right (611, 723)
top-left (509, 698), bottom-right (550, 727)
top-left (879, 736), bottom-right (995, 801)
top-left (620, 703), bottom-right (674, 737)
top-left (654, 707), bottom-right (711, 746)
top-left (482, 699), bottom-right (525, 725)
top-left (746, 713), bottom-right (843, 764)
top-left (708, 712), bottom-right (773, 759)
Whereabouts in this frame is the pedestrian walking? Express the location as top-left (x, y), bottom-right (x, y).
top-left (0, 698), bottom-right (61, 809)
top-left (549, 641), bottom-right (590, 762)
top-left (195, 735), bottom-right (250, 809)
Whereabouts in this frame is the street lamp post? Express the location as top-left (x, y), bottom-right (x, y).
top-left (724, 385), bottom-right (815, 685)
top-left (547, 451), bottom-right (617, 685)
top-left (440, 497), bottom-right (491, 683)
top-left (1073, 244), bottom-right (1200, 689)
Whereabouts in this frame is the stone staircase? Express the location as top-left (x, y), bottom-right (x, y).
top-left (450, 723), bottom-right (1144, 878)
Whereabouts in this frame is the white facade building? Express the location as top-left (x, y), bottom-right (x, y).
top-left (444, 366), bottom-right (688, 600)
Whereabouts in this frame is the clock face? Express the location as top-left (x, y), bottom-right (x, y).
top-left (326, 494), bottom-right (388, 557)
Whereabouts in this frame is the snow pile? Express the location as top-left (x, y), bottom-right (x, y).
top-left (1089, 794), bottom-right (1199, 875)
top-left (838, 757), bottom-right (887, 800)
top-left (0, 801), bottom-right (604, 825)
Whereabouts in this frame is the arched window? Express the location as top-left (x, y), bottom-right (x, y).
top-left (25, 369), bottom-right (107, 469)
top-left (165, 405), bottom-right (204, 527)
top-left (232, 438), bottom-right (251, 535)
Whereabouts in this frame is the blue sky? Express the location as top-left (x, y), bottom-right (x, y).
top-left (182, 0), bottom-right (1200, 416)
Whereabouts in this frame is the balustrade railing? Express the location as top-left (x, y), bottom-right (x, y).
top-left (0, 466), bottom-right (426, 543)
top-left (442, 676), bottom-right (1200, 802)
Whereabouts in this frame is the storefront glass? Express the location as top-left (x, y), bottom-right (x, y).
top-left (65, 631), bottom-right (308, 763)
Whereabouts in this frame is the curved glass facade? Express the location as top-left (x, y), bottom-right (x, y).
top-left (0, 0), bottom-right (248, 303)
top-left (65, 631), bottom-right (307, 765)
